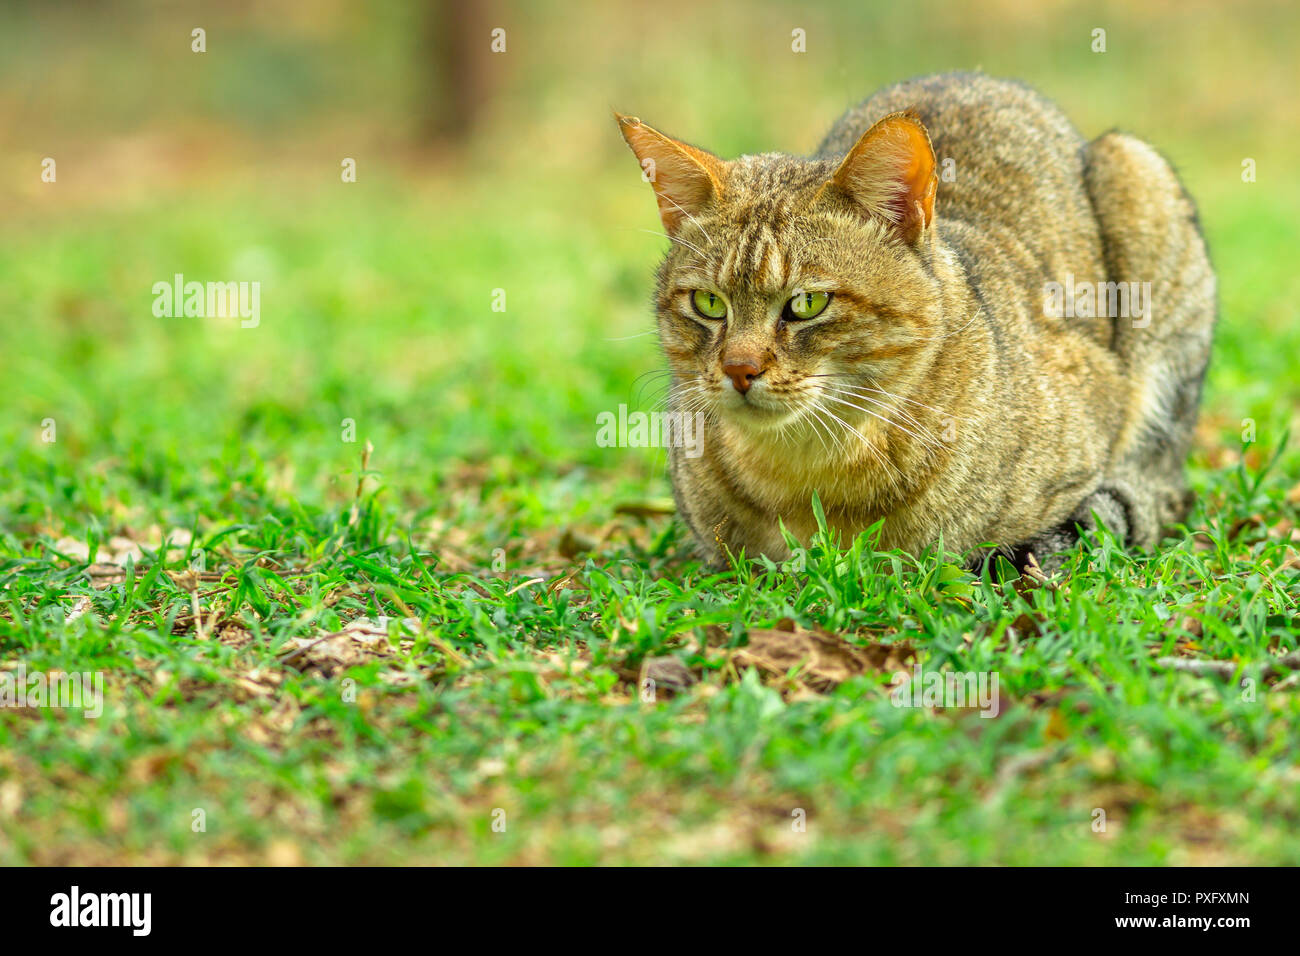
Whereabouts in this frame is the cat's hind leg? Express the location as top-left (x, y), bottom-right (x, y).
top-left (1081, 131), bottom-right (1217, 548)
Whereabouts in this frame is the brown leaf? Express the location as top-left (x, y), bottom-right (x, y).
top-left (278, 617), bottom-right (416, 676)
top-left (1044, 708), bottom-right (1070, 741)
top-left (734, 624), bottom-right (914, 694)
top-left (1227, 513), bottom-right (1268, 541)
top-left (639, 656), bottom-right (698, 698)
top-left (613, 498), bottom-right (676, 518)
top-left (65, 595), bottom-right (93, 622)
top-left (1008, 612), bottom-right (1043, 640)
top-left (558, 527), bottom-right (599, 558)
top-left (168, 569), bottom-right (200, 593)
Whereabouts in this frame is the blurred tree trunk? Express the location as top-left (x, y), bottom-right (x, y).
top-left (422, 0), bottom-right (497, 143)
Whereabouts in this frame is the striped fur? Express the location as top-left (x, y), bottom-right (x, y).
top-left (618, 72), bottom-right (1216, 568)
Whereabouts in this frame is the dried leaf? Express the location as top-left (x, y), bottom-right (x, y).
top-left (613, 498), bottom-right (676, 518)
top-left (65, 595), bottom-right (93, 622)
top-left (733, 624), bottom-right (914, 694)
top-left (639, 656), bottom-right (697, 697)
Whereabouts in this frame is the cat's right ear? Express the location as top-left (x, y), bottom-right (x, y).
top-left (825, 110), bottom-right (937, 244)
top-left (615, 113), bottom-right (725, 234)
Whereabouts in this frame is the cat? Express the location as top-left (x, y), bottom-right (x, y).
top-left (617, 71), bottom-right (1216, 571)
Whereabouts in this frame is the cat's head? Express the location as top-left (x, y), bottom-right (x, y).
top-left (617, 111), bottom-right (945, 445)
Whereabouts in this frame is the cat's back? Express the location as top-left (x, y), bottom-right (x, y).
top-left (818, 72), bottom-right (1104, 283)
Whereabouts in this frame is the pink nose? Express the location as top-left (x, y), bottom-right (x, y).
top-left (722, 361), bottom-right (762, 394)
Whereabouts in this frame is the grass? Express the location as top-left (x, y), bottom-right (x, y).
top-left (1, 0), bottom-right (1299, 865)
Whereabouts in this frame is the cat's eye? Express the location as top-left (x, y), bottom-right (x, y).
top-left (691, 290), bottom-right (728, 320)
top-left (786, 291), bottom-right (831, 320)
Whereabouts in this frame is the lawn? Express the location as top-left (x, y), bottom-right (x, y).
top-left (1, 0), bottom-right (1299, 865)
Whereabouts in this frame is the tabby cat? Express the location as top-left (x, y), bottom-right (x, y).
top-left (617, 72), bottom-right (1215, 569)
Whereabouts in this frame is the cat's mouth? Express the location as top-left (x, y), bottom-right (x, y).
top-left (716, 381), bottom-right (803, 428)
top-left (716, 380), bottom-right (880, 448)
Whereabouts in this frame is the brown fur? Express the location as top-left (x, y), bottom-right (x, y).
top-left (617, 72), bottom-right (1216, 568)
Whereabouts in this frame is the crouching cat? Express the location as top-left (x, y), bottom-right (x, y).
top-left (616, 71), bottom-right (1215, 570)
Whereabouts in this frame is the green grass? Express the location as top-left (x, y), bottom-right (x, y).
top-left (1, 0), bottom-right (1299, 865)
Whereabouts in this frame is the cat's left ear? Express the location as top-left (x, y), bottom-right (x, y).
top-left (827, 111), bottom-right (937, 244)
top-left (615, 113), bottom-right (726, 234)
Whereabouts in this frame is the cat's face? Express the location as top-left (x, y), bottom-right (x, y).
top-left (619, 113), bottom-right (941, 446)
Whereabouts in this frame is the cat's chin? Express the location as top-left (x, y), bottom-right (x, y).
top-left (718, 400), bottom-right (798, 432)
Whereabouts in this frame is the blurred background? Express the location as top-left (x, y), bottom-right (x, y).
top-left (2, 0), bottom-right (1297, 539)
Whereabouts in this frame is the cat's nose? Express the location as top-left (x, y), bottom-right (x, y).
top-left (722, 360), bottom-right (763, 394)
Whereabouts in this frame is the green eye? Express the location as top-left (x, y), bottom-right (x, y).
top-left (691, 290), bottom-right (727, 319)
top-left (787, 290), bottom-right (831, 320)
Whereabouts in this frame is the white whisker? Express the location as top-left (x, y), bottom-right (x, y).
top-left (821, 392), bottom-right (943, 451)
top-left (815, 400), bottom-right (903, 481)
top-left (605, 330), bottom-right (658, 341)
top-left (658, 195), bottom-right (713, 244)
top-left (811, 375), bottom-right (969, 422)
top-left (636, 229), bottom-right (705, 260)
top-left (822, 384), bottom-right (928, 431)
